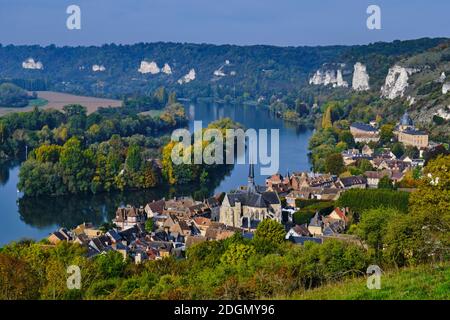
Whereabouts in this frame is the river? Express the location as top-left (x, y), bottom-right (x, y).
top-left (0, 103), bottom-right (313, 245)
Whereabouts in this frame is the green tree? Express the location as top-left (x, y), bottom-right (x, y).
top-left (0, 253), bottom-right (40, 300)
top-left (94, 251), bottom-right (127, 279)
top-left (125, 144), bottom-right (142, 173)
top-left (321, 107), bottom-right (333, 129)
top-left (358, 158), bottom-right (373, 172)
top-left (145, 219), bottom-right (154, 233)
top-left (356, 207), bottom-right (401, 262)
top-left (220, 243), bottom-right (256, 266)
top-left (408, 155), bottom-right (450, 263)
top-left (378, 175), bottom-right (394, 190)
top-left (254, 219), bottom-right (286, 245)
top-left (325, 153), bottom-right (345, 175)
top-left (391, 142), bottom-right (405, 158)
top-left (380, 124), bottom-right (394, 144)
top-left (338, 130), bottom-right (355, 148)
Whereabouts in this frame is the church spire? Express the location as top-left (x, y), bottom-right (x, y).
top-left (247, 155), bottom-right (256, 193)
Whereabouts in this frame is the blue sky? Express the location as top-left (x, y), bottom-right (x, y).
top-left (0, 0), bottom-right (449, 46)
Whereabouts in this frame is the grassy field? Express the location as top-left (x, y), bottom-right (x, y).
top-left (139, 109), bottom-right (163, 117)
top-left (0, 91), bottom-right (122, 116)
top-left (286, 263), bottom-right (449, 300)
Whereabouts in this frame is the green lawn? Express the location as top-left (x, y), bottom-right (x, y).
top-left (287, 263), bottom-right (450, 300)
top-left (27, 98), bottom-right (48, 107)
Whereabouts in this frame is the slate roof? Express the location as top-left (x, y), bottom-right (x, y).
top-left (402, 128), bottom-right (427, 136)
top-left (289, 236), bottom-right (323, 245)
top-left (291, 224), bottom-right (311, 236)
top-left (339, 175), bottom-right (367, 187)
top-left (226, 189), bottom-right (280, 208)
top-left (205, 197), bottom-right (219, 208)
top-left (400, 112), bottom-right (414, 126)
top-left (351, 122), bottom-right (378, 132)
top-left (309, 212), bottom-right (323, 228)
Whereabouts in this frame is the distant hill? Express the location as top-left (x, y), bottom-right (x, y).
top-left (0, 38), bottom-right (446, 100)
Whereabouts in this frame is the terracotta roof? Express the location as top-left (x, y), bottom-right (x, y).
top-left (193, 217), bottom-right (212, 227)
top-left (146, 200), bottom-right (165, 214)
top-left (332, 208), bottom-right (347, 222)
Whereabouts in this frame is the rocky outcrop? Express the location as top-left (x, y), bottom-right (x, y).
top-left (434, 107), bottom-right (450, 120)
top-left (92, 64), bottom-right (106, 72)
top-left (381, 65), bottom-right (417, 99)
top-left (22, 58), bottom-right (43, 70)
top-left (213, 69), bottom-right (226, 77)
top-left (442, 82), bottom-right (450, 95)
top-left (309, 68), bottom-right (348, 88)
top-left (138, 61), bottom-right (160, 74)
top-left (162, 63), bottom-right (172, 75)
top-left (352, 62), bottom-right (370, 91)
top-left (178, 69), bottom-right (196, 84)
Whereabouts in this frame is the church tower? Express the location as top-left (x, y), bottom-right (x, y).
top-left (247, 162), bottom-right (256, 193)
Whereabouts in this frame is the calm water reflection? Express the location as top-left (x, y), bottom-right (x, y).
top-left (0, 103), bottom-right (312, 245)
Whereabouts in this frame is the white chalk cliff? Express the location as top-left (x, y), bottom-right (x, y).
top-left (92, 64), bottom-right (106, 72)
top-left (309, 69), bottom-right (348, 87)
top-left (22, 58), bottom-right (43, 70)
top-left (214, 68), bottom-right (226, 77)
top-left (381, 65), bottom-right (417, 99)
top-left (138, 61), bottom-right (160, 74)
top-left (162, 63), bottom-right (172, 75)
top-left (352, 62), bottom-right (370, 91)
top-left (443, 82), bottom-right (450, 95)
top-left (434, 107), bottom-right (450, 120)
top-left (178, 69), bottom-right (196, 84)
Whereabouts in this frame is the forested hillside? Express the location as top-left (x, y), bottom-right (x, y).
top-left (0, 38), bottom-right (446, 101)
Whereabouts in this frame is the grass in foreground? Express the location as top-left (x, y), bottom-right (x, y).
top-left (287, 263), bottom-right (450, 300)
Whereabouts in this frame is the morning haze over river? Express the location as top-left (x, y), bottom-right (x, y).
top-left (0, 102), bottom-right (312, 245)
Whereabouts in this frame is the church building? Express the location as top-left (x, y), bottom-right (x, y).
top-left (219, 163), bottom-right (282, 228)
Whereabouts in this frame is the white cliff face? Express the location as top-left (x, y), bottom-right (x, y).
top-left (352, 62), bottom-right (370, 91)
top-left (138, 61), bottom-right (160, 74)
top-left (178, 69), bottom-right (196, 84)
top-left (309, 69), bottom-right (348, 87)
top-left (407, 95), bottom-right (416, 106)
top-left (92, 64), bottom-right (106, 72)
top-left (438, 72), bottom-right (446, 83)
top-left (434, 107), bottom-right (450, 120)
top-left (162, 63), bottom-right (172, 75)
top-left (381, 65), bottom-right (416, 99)
top-left (213, 68), bottom-right (226, 77)
top-left (22, 58), bottom-right (43, 70)
top-left (335, 70), bottom-right (348, 87)
top-left (442, 82), bottom-right (450, 95)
